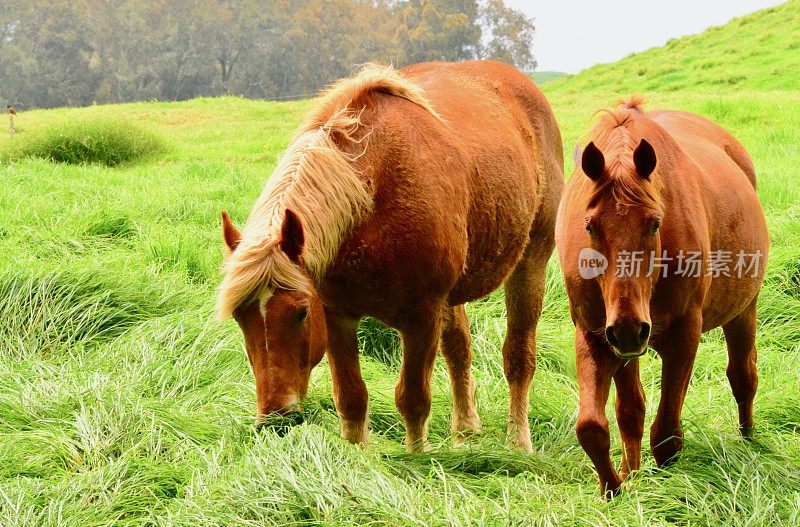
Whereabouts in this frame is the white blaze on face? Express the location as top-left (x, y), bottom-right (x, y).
top-left (253, 290), bottom-right (303, 414)
top-left (258, 291), bottom-right (273, 319)
top-left (258, 290), bottom-right (275, 351)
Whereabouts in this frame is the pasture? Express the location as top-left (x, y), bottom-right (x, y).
top-left (1, 8), bottom-right (799, 527)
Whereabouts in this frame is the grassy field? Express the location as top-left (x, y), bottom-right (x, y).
top-left (1, 4), bottom-right (799, 526)
top-left (548, 0), bottom-right (800, 94)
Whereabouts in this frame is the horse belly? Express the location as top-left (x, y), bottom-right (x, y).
top-left (701, 207), bottom-right (769, 330)
top-left (448, 167), bottom-right (538, 305)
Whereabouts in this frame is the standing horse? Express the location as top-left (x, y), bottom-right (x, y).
top-left (216, 61), bottom-right (564, 452)
top-left (556, 97), bottom-right (768, 496)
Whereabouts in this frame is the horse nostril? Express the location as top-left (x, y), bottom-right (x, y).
top-left (638, 322), bottom-right (651, 345)
top-left (605, 326), bottom-right (619, 348)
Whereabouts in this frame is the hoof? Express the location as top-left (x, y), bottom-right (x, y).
top-left (406, 440), bottom-right (432, 453)
top-left (654, 448), bottom-right (681, 468)
top-left (652, 436), bottom-right (683, 468)
top-left (340, 418), bottom-right (369, 447)
top-left (452, 432), bottom-right (480, 448)
top-left (602, 478), bottom-right (624, 499)
top-left (740, 425), bottom-right (754, 440)
top-left (506, 435), bottom-right (533, 453)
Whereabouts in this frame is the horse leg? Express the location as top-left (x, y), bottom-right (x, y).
top-left (722, 298), bottom-right (759, 437)
top-left (324, 311), bottom-right (369, 445)
top-left (575, 327), bottom-right (623, 498)
top-left (614, 358), bottom-right (645, 478)
top-left (650, 311), bottom-right (701, 467)
top-left (440, 304), bottom-right (481, 445)
top-left (396, 302), bottom-right (444, 452)
top-left (502, 239), bottom-right (550, 452)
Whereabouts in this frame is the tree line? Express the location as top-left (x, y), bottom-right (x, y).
top-left (0, 0), bottom-right (536, 109)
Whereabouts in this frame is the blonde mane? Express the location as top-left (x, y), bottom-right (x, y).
top-left (215, 64), bottom-right (441, 320)
top-left (581, 96), bottom-right (664, 213)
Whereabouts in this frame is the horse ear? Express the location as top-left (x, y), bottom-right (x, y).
top-left (581, 141), bottom-right (605, 181)
top-left (280, 209), bottom-right (305, 264)
top-left (633, 139), bottom-right (657, 179)
top-left (221, 210), bottom-right (241, 253)
top-left (572, 143), bottom-right (583, 168)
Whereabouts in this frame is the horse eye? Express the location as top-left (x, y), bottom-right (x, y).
top-left (650, 221), bottom-right (661, 234)
top-left (585, 224), bottom-right (594, 237)
top-left (294, 306), bottom-right (309, 325)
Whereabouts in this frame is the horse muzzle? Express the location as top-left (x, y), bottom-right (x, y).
top-left (255, 409), bottom-right (305, 436)
top-left (606, 319), bottom-right (650, 359)
top-left (611, 349), bottom-right (648, 361)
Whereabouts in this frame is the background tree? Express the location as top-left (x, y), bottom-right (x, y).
top-left (479, 0), bottom-right (537, 71)
top-left (394, 0), bottom-right (481, 63)
top-left (0, 0), bottom-right (537, 108)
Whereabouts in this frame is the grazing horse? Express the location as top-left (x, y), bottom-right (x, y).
top-left (216, 61), bottom-right (564, 452)
top-left (556, 97), bottom-right (768, 496)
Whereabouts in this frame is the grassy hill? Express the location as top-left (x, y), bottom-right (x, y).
top-left (548, 0), bottom-right (800, 94)
top-left (0, 6), bottom-right (799, 526)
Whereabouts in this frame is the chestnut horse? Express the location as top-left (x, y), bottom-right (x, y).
top-left (216, 61), bottom-right (564, 452)
top-left (556, 98), bottom-right (768, 496)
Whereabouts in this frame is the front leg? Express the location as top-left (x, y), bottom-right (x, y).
top-left (614, 358), bottom-right (645, 478)
top-left (325, 310), bottom-right (369, 445)
top-left (650, 310), bottom-right (701, 466)
top-left (440, 304), bottom-right (481, 445)
top-left (575, 327), bottom-right (623, 497)
top-left (395, 302), bottom-right (444, 452)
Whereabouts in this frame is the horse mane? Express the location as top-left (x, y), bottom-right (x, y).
top-left (299, 63), bottom-right (443, 131)
top-left (580, 96), bottom-right (664, 213)
top-left (215, 64), bottom-right (441, 320)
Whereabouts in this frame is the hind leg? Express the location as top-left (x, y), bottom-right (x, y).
top-left (441, 304), bottom-right (481, 445)
top-left (722, 298), bottom-right (759, 437)
top-left (502, 238), bottom-right (551, 452)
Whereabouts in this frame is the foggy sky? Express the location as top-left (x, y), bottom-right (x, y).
top-left (504, 0), bottom-right (785, 72)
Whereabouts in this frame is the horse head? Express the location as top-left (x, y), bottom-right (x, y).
top-left (580, 138), bottom-right (662, 359)
top-left (220, 210), bottom-right (327, 429)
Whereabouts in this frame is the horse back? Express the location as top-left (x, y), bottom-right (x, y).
top-left (321, 61), bottom-right (562, 321)
top-left (649, 110), bottom-right (756, 187)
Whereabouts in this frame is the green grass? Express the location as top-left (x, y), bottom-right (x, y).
top-left (549, 1), bottom-right (800, 94)
top-left (1, 116), bottom-right (167, 166)
top-left (1, 6), bottom-right (800, 525)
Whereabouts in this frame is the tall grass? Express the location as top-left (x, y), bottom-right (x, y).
top-left (0, 8), bottom-right (799, 523)
top-left (1, 116), bottom-right (167, 166)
